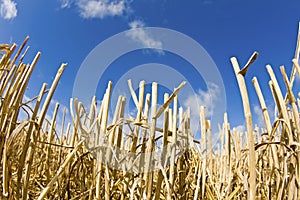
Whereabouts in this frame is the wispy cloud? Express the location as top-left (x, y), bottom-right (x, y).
top-left (59, 0), bottom-right (72, 9)
top-left (0, 0), bottom-right (17, 20)
top-left (58, 1), bottom-right (164, 54)
top-left (183, 82), bottom-right (220, 118)
top-left (76, 0), bottom-right (127, 19)
top-left (126, 20), bottom-right (164, 54)
top-left (182, 82), bottom-right (220, 134)
top-left (234, 125), bottom-right (245, 133)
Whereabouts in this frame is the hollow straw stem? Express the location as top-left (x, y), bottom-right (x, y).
top-left (108, 95), bottom-right (122, 175)
top-left (0, 37), bottom-right (29, 98)
top-left (252, 77), bottom-right (273, 134)
top-left (154, 81), bottom-right (186, 119)
top-left (252, 77), bottom-right (279, 169)
top-left (138, 93), bottom-right (150, 191)
top-left (280, 66), bottom-right (300, 136)
top-left (169, 94), bottom-right (178, 196)
top-left (287, 22), bottom-right (300, 91)
top-left (200, 106), bottom-right (207, 197)
top-left (178, 107), bottom-right (186, 198)
top-left (0, 44), bottom-right (16, 85)
top-left (194, 148), bottom-right (202, 200)
top-left (230, 57), bottom-right (256, 200)
top-left (280, 65), bottom-right (300, 198)
top-left (46, 103), bottom-right (59, 182)
top-left (154, 93), bottom-right (169, 200)
top-left (266, 65), bottom-right (293, 144)
top-left (37, 140), bottom-right (84, 200)
top-left (94, 81), bottom-right (112, 200)
top-left (23, 63), bottom-right (66, 199)
top-left (115, 96), bottom-right (126, 155)
top-left (16, 83), bottom-right (47, 198)
top-left (131, 80), bottom-right (145, 153)
top-left (224, 113), bottom-right (230, 173)
top-left (224, 112), bottom-right (233, 198)
top-left (144, 82), bottom-right (158, 199)
top-left (5, 52), bottom-right (41, 135)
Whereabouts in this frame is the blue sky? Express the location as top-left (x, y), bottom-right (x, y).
top-left (0, 0), bottom-right (300, 134)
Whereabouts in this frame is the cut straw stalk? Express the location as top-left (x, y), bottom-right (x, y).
top-left (280, 66), bottom-right (300, 138)
top-left (16, 83), bottom-right (47, 198)
top-left (194, 146), bottom-right (202, 200)
top-left (200, 106), bottom-right (207, 198)
top-left (177, 107), bottom-right (186, 198)
top-left (287, 22), bottom-right (300, 90)
top-left (10, 52), bottom-right (41, 118)
top-left (2, 120), bottom-right (30, 197)
top-left (169, 94), bottom-right (178, 197)
top-left (108, 95), bottom-right (122, 171)
top-left (266, 65), bottom-right (293, 144)
top-left (138, 93), bottom-right (150, 196)
top-left (230, 56), bottom-right (256, 200)
top-left (1, 29), bottom-right (300, 199)
top-left (144, 82), bottom-right (158, 199)
top-left (252, 77), bottom-right (279, 169)
top-left (94, 81), bottom-right (112, 200)
top-left (130, 80), bottom-right (145, 153)
top-left (252, 77), bottom-right (272, 134)
top-left (46, 103), bottom-right (59, 182)
top-left (37, 140), bottom-right (84, 200)
top-left (224, 113), bottom-right (234, 198)
top-left (0, 37), bottom-right (29, 98)
top-left (154, 93), bottom-right (169, 200)
top-left (22, 63), bottom-right (66, 199)
top-left (0, 51), bottom-right (40, 146)
top-left (0, 44), bottom-right (16, 84)
top-left (115, 96), bottom-right (126, 159)
top-left (280, 65), bottom-right (300, 196)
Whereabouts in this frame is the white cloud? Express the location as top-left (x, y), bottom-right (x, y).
top-left (183, 82), bottom-right (220, 118)
top-left (0, 0), bottom-right (17, 20)
top-left (182, 82), bottom-right (220, 134)
top-left (76, 0), bottom-right (127, 19)
top-left (59, 1), bottom-right (164, 55)
top-left (126, 20), bottom-right (164, 54)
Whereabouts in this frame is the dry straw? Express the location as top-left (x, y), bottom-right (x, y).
top-left (0, 23), bottom-right (300, 199)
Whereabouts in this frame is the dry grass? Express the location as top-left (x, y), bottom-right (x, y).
top-left (0, 24), bottom-right (300, 199)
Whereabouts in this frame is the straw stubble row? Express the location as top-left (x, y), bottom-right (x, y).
top-left (0, 24), bottom-right (300, 199)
